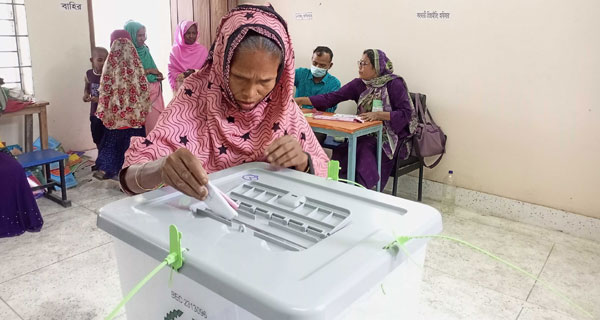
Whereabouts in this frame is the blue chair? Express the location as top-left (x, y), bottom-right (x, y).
top-left (16, 149), bottom-right (72, 207)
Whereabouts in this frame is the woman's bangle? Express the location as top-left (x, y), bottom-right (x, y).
top-left (302, 153), bottom-right (311, 173)
top-left (134, 162), bottom-right (162, 192)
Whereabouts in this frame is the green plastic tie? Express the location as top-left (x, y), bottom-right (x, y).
top-left (327, 160), bottom-right (367, 189)
top-left (167, 224), bottom-right (184, 271)
top-left (105, 225), bottom-right (184, 320)
top-left (384, 235), bottom-right (594, 319)
top-left (327, 160), bottom-right (340, 181)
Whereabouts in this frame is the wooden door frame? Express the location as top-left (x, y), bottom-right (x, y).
top-left (87, 0), bottom-right (95, 52)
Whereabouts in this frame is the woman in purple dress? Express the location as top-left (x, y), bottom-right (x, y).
top-left (295, 49), bottom-right (417, 189)
top-left (0, 147), bottom-right (43, 238)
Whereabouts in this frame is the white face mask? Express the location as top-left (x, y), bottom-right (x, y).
top-left (310, 65), bottom-right (328, 78)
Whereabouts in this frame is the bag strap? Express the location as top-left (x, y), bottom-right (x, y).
top-left (414, 93), bottom-right (426, 123)
top-left (416, 93), bottom-right (440, 126)
top-left (424, 152), bottom-right (444, 169)
top-left (425, 108), bottom-right (439, 126)
top-left (414, 140), bottom-right (445, 169)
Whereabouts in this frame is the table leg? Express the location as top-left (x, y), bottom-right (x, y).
top-left (59, 159), bottom-right (67, 201)
top-left (347, 135), bottom-right (357, 183)
top-left (39, 108), bottom-right (48, 150)
top-left (377, 126), bottom-right (382, 191)
top-left (44, 163), bottom-right (51, 193)
top-left (24, 114), bottom-right (33, 152)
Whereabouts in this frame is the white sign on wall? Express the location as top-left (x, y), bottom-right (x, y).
top-left (295, 12), bottom-right (313, 20)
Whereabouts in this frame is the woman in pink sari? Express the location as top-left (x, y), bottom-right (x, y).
top-left (168, 20), bottom-right (209, 92)
top-left (119, 4), bottom-right (329, 200)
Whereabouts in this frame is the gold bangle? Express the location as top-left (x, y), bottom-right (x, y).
top-left (134, 162), bottom-right (161, 192)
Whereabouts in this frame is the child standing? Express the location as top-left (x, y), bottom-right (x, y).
top-left (83, 47), bottom-right (108, 151)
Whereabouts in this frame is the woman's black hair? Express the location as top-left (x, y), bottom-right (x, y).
top-left (363, 49), bottom-right (375, 67)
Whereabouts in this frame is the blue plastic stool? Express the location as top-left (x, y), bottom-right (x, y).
top-left (16, 149), bottom-right (72, 208)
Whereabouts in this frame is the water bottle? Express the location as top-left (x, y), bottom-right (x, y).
top-left (441, 170), bottom-right (456, 213)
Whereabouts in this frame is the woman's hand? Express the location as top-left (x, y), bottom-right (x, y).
top-left (360, 111), bottom-right (383, 122)
top-left (146, 68), bottom-right (160, 75)
top-left (265, 135), bottom-right (309, 172)
top-left (294, 97), bottom-right (311, 107)
top-left (160, 148), bottom-right (209, 200)
top-left (83, 93), bottom-right (91, 102)
top-left (146, 68), bottom-right (164, 80)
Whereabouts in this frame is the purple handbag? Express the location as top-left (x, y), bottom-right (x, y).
top-left (411, 93), bottom-right (447, 168)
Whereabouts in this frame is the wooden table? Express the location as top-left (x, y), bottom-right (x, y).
top-left (302, 109), bottom-right (383, 191)
top-left (0, 101), bottom-right (49, 151)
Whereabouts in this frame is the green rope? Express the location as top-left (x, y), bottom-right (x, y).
top-left (337, 178), bottom-right (366, 189)
top-left (105, 259), bottom-right (169, 320)
top-left (385, 235), bottom-right (594, 319)
top-left (105, 225), bottom-right (184, 320)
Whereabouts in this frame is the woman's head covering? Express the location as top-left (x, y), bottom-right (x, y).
top-left (95, 37), bottom-right (150, 130)
top-left (361, 49), bottom-right (397, 89)
top-left (168, 20), bottom-right (209, 90)
top-left (124, 20), bottom-right (158, 83)
top-left (110, 29), bottom-right (131, 45)
top-left (358, 49), bottom-right (416, 159)
top-left (124, 5), bottom-right (328, 176)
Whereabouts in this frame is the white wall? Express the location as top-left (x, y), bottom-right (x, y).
top-left (1, 0), bottom-right (90, 150)
top-left (0, 112), bottom-right (30, 149)
top-left (27, 0), bottom-right (92, 151)
top-left (268, 0), bottom-right (600, 219)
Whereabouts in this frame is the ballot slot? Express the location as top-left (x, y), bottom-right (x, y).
top-left (194, 181), bottom-right (352, 251)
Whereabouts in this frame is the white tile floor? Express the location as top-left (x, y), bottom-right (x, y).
top-left (1, 176), bottom-right (598, 320)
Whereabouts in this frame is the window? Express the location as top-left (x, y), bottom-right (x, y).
top-left (0, 0), bottom-right (33, 95)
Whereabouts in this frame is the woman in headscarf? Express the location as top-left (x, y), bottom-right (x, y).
top-left (124, 20), bottom-right (165, 135)
top-left (0, 140), bottom-right (43, 238)
top-left (93, 30), bottom-right (149, 180)
top-left (168, 20), bottom-right (209, 92)
top-left (295, 49), bottom-right (417, 190)
top-left (119, 4), bottom-right (329, 199)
